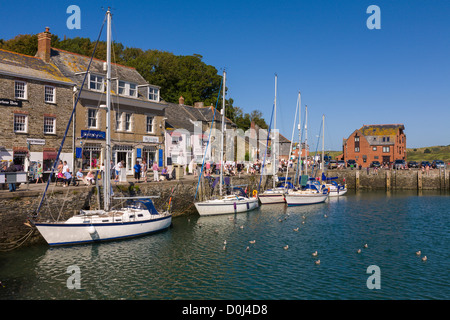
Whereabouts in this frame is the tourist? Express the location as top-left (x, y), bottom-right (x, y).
top-left (161, 166), bottom-right (170, 180)
top-left (36, 163), bottom-right (43, 184)
top-left (63, 168), bottom-right (72, 187)
top-left (86, 171), bottom-right (95, 185)
top-left (134, 161), bottom-right (141, 182)
top-left (6, 162), bottom-right (17, 192)
top-left (57, 160), bottom-right (63, 173)
top-left (76, 168), bottom-right (88, 186)
top-left (152, 162), bottom-right (159, 181)
top-left (63, 161), bottom-right (69, 174)
top-left (141, 161), bottom-right (147, 182)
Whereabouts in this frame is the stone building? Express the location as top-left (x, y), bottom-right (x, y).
top-left (38, 28), bottom-right (167, 175)
top-left (0, 45), bottom-right (75, 174)
top-left (342, 124), bottom-right (406, 167)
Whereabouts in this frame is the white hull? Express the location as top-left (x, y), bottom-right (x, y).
top-left (258, 189), bottom-right (286, 204)
top-left (285, 191), bottom-right (328, 206)
top-left (329, 188), bottom-right (347, 197)
top-left (35, 208), bottom-right (172, 246)
top-left (195, 196), bottom-right (259, 216)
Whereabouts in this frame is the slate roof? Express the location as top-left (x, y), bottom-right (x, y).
top-left (165, 102), bottom-right (236, 134)
top-left (0, 49), bottom-right (74, 85)
top-left (50, 48), bottom-right (149, 87)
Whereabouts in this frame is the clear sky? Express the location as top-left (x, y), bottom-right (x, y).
top-left (1, 0), bottom-right (449, 149)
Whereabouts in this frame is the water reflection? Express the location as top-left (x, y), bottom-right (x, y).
top-left (1, 191), bottom-right (449, 300)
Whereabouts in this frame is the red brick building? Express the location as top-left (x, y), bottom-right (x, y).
top-left (341, 124), bottom-right (406, 168)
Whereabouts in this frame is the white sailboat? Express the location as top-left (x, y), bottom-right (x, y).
top-left (319, 114), bottom-right (347, 197)
top-left (194, 70), bottom-right (259, 216)
top-left (32, 9), bottom-right (171, 246)
top-left (285, 99), bottom-right (329, 206)
top-left (258, 74), bottom-right (286, 204)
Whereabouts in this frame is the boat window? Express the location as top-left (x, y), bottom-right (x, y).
top-left (129, 215), bottom-right (134, 219)
top-left (138, 214), bottom-right (143, 217)
top-left (102, 219), bottom-right (109, 222)
top-left (115, 219), bottom-right (122, 222)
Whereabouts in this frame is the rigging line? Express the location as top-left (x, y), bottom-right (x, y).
top-left (311, 119), bottom-right (323, 178)
top-left (257, 103), bottom-right (274, 193)
top-left (283, 93), bottom-right (299, 191)
top-left (34, 13), bottom-right (107, 218)
top-left (194, 75), bottom-right (224, 201)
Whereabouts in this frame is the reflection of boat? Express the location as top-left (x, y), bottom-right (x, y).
top-left (194, 71), bottom-right (259, 216)
top-left (32, 9), bottom-right (171, 246)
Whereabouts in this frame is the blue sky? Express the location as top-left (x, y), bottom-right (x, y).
top-left (2, 0), bottom-right (449, 149)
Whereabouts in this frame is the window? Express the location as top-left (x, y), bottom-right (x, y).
top-left (355, 147), bottom-right (360, 152)
top-left (115, 111), bottom-right (123, 130)
top-left (44, 86), bottom-right (55, 103)
top-left (129, 83), bottom-right (137, 97)
top-left (146, 116), bottom-right (154, 133)
top-left (354, 136), bottom-right (360, 142)
top-left (87, 109), bottom-right (98, 128)
top-left (14, 114), bottom-right (28, 132)
top-left (148, 87), bottom-right (159, 102)
top-left (118, 81), bottom-right (137, 97)
top-left (124, 113), bottom-right (131, 131)
top-left (372, 146), bottom-right (377, 151)
top-left (89, 74), bottom-right (104, 91)
top-left (15, 81), bottom-right (27, 99)
top-left (44, 117), bottom-right (56, 134)
top-left (383, 146), bottom-right (390, 153)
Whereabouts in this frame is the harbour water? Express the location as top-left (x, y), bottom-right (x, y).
top-left (0, 190), bottom-right (448, 300)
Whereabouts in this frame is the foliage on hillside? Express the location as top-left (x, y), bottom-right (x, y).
top-left (0, 34), bottom-right (267, 130)
top-left (406, 145), bottom-right (450, 163)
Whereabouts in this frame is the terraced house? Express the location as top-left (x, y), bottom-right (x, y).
top-left (38, 28), bottom-right (167, 174)
top-left (342, 124), bottom-right (406, 168)
top-left (0, 44), bottom-right (75, 174)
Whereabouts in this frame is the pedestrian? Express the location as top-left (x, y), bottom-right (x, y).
top-left (141, 161), bottom-right (147, 182)
top-left (6, 162), bottom-right (17, 192)
top-left (134, 161), bottom-right (141, 182)
top-left (152, 162), bottom-right (159, 181)
top-left (36, 163), bottom-right (43, 184)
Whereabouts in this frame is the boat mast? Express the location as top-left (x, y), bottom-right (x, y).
top-left (304, 104), bottom-right (308, 176)
top-left (295, 91), bottom-right (301, 186)
top-left (104, 8), bottom-right (112, 211)
top-left (273, 74), bottom-right (277, 188)
top-left (322, 114), bottom-right (325, 173)
top-left (219, 70), bottom-right (226, 197)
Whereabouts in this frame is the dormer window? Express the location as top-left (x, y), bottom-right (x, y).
top-left (89, 74), bottom-right (104, 91)
top-left (118, 80), bottom-right (137, 97)
top-left (148, 87), bottom-right (159, 102)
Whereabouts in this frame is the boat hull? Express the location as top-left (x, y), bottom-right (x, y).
top-left (195, 198), bottom-right (259, 216)
top-left (329, 188), bottom-right (348, 197)
top-left (258, 193), bottom-right (286, 204)
top-left (285, 193), bottom-right (328, 206)
top-left (34, 215), bottom-right (172, 246)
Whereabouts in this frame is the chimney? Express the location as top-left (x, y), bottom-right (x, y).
top-left (179, 96), bottom-right (185, 105)
top-left (37, 27), bottom-right (51, 63)
top-left (194, 102), bottom-right (204, 108)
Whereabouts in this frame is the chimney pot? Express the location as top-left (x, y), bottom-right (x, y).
top-left (36, 27), bottom-right (52, 63)
top-left (179, 96), bottom-right (185, 105)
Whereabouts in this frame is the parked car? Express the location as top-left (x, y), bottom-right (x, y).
top-left (328, 160), bottom-right (337, 169)
top-left (337, 160), bottom-right (345, 168)
top-left (370, 161), bottom-right (381, 168)
top-left (346, 159), bottom-right (357, 168)
top-left (432, 160), bottom-right (446, 169)
top-left (407, 161), bottom-right (419, 168)
top-left (420, 161), bottom-right (431, 168)
top-left (393, 159), bottom-right (406, 169)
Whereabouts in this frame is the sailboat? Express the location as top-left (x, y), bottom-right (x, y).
top-left (284, 97), bottom-right (329, 206)
top-left (319, 114), bottom-right (347, 196)
top-left (32, 9), bottom-right (172, 246)
top-left (258, 74), bottom-right (287, 204)
top-left (194, 70), bottom-right (259, 216)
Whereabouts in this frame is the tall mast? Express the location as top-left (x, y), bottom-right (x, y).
top-left (304, 104), bottom-right (308, 176)
top-left (273, 74), bottom-right (277, 188)
top-left (322, 114), bottom-right (325, 173)
top-left (297, 92), bottom-right (301, 177)
top-left (103, 8), bottom-right (112, 211)
top-left (219, 70), bottom-right (226, 197)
